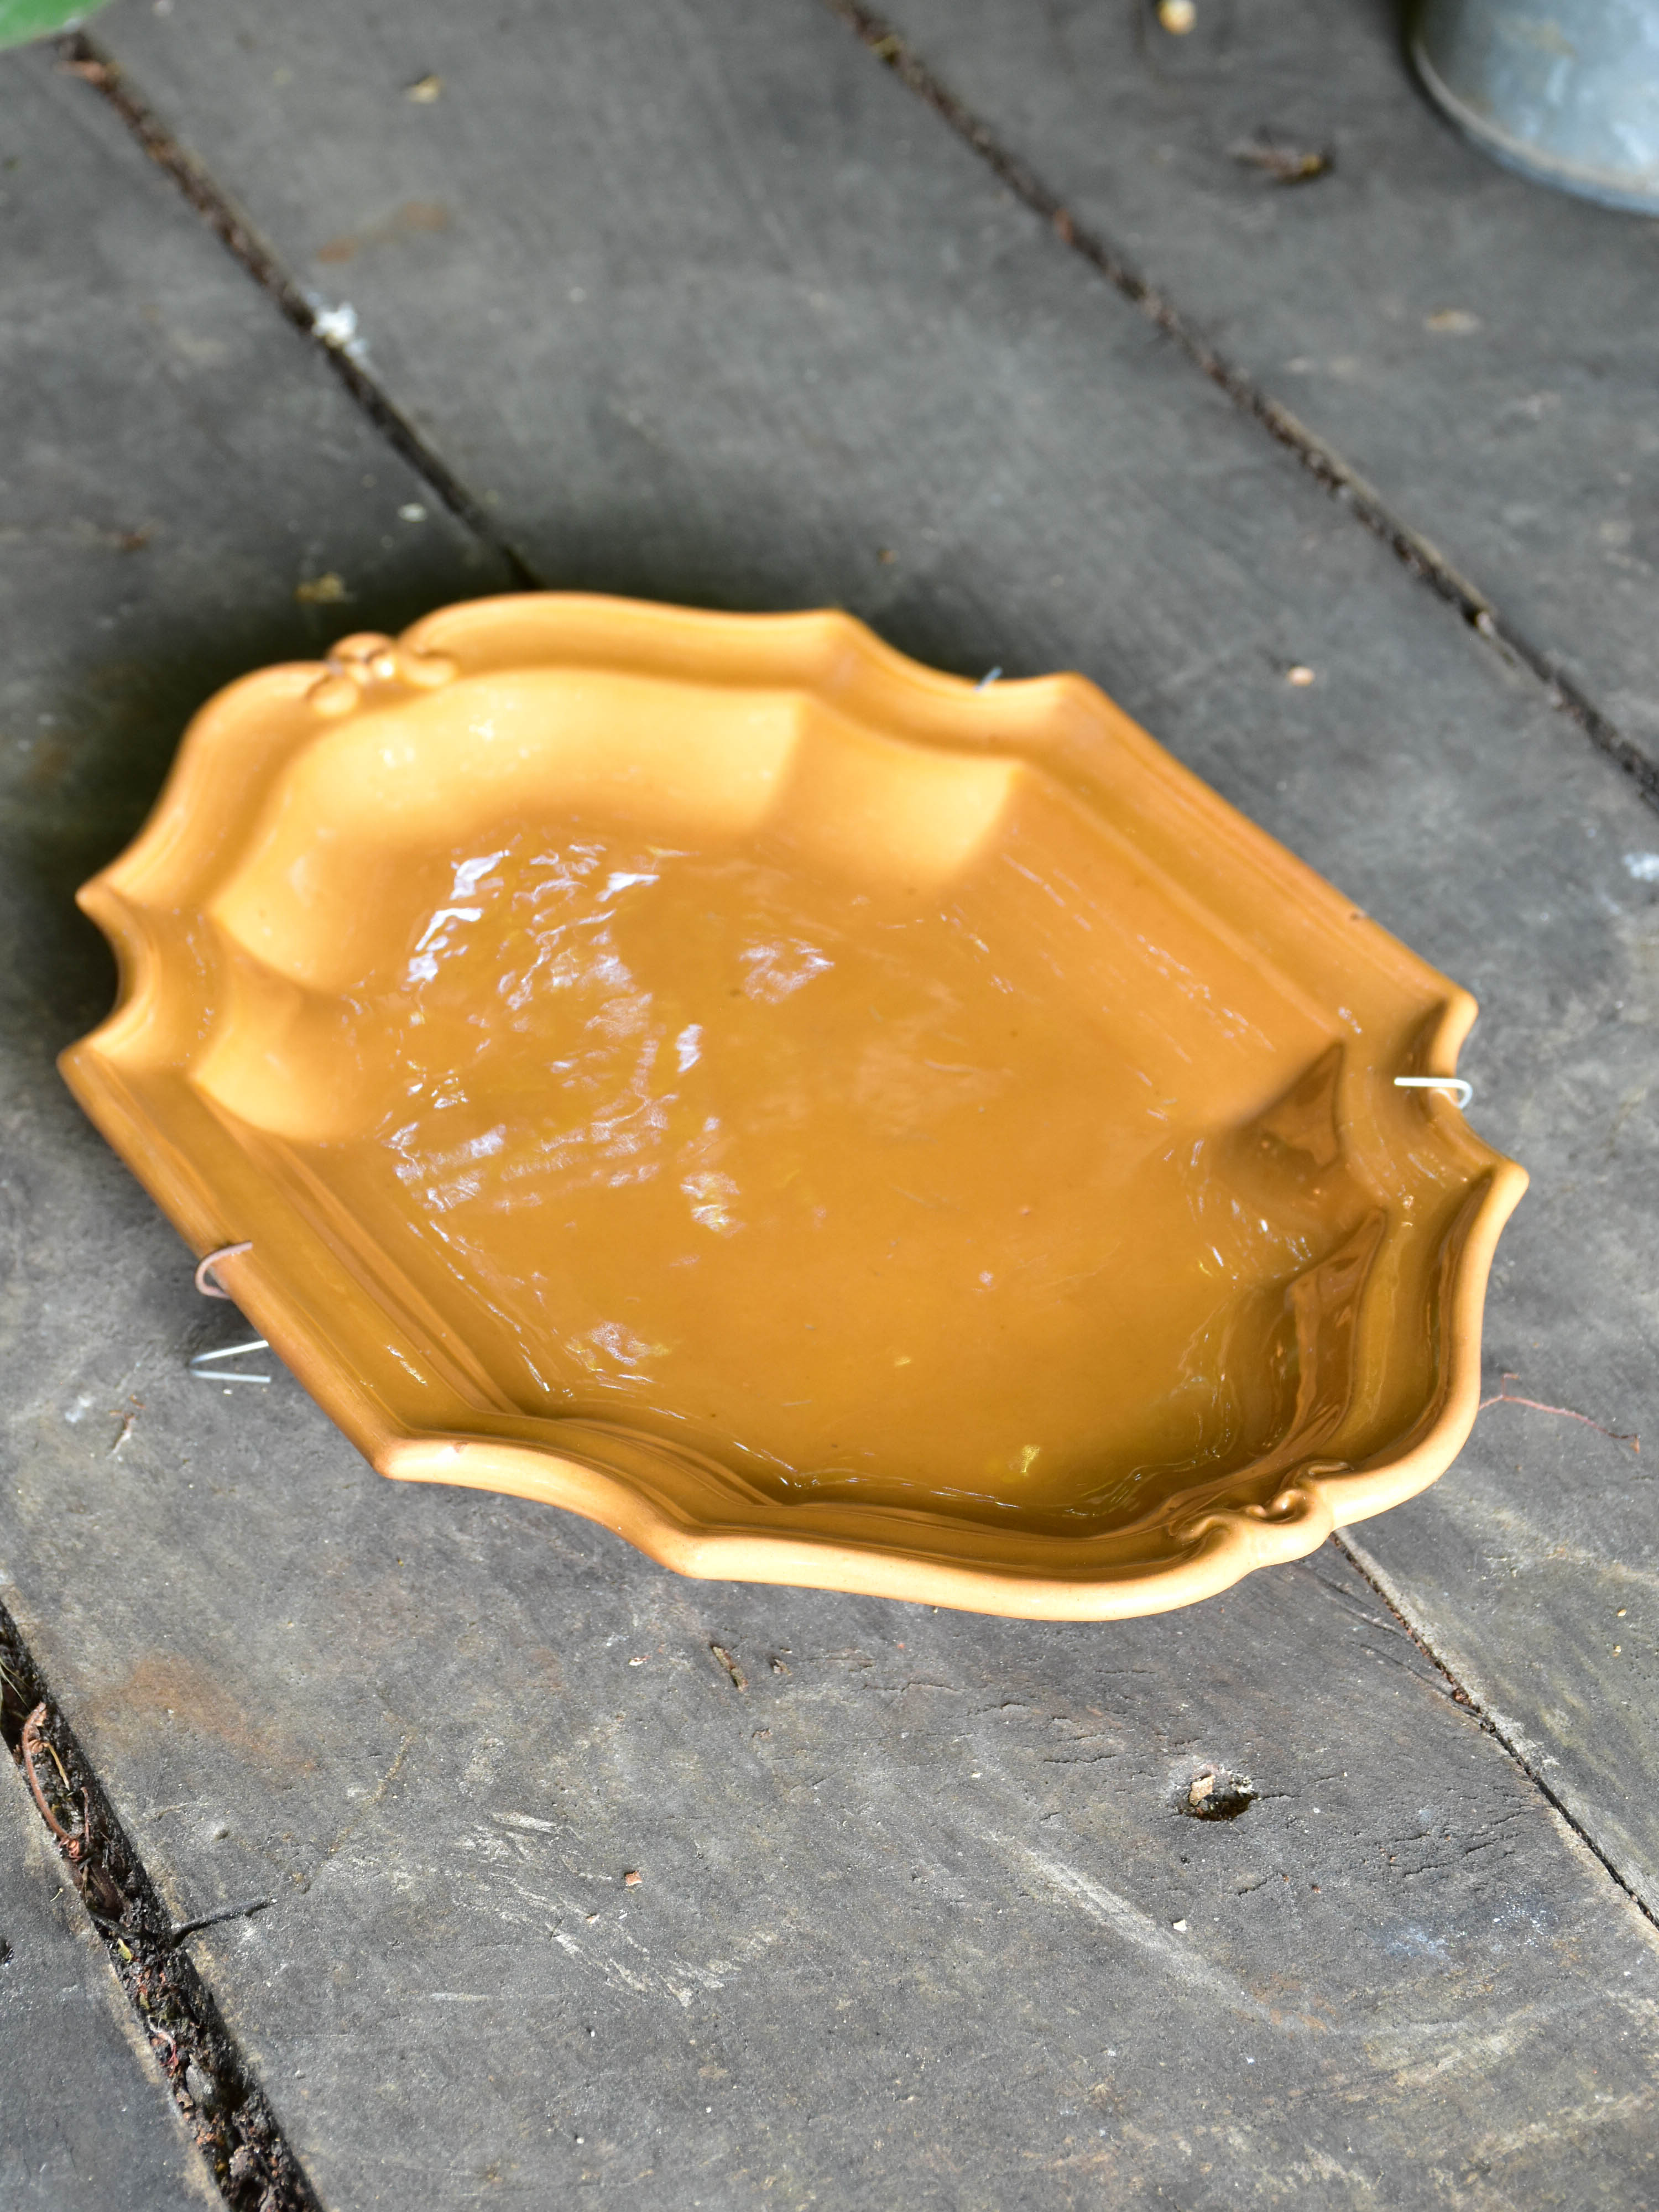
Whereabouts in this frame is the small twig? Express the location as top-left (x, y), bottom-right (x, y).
top-left (20, 1705), bottom-right (77, 1845)
top-left (19, 1705), bottom-right (124, 1914)
top-left (169, 1897), bottom-right (275, 1944)
top-left (1478, 1385), bottom-right (1639, 1454)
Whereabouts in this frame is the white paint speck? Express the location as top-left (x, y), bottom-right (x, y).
top-left (311, 301), bottom-right (366, 361)
top-left (1623, 852), bottom-right (1659, 882)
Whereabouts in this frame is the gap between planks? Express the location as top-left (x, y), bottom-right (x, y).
top-left (0, 1598), bottom-right (322, 2212)
top-left (42, 9), bottom-right (1659, 1946)
top-left (58, 22), bottom-right (1659, 815)
top-left (1333, 1534), bottom-right (1659, 1934)
top-left (44, 14), bottom-right (1659, 1931)
top-left (56, 35), bottom-right (538, 592)
top-left (816, 0), bottom-right (1659, 816)
top-left (820, 0), bottom-right (1659, 1933)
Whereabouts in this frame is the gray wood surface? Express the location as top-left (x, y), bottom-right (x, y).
top-left (1, 3), bottom-right (1657, 2204)
top-left (13, 1358), bottom-right (1659, 2211)
top-left (0, 40), bottom-right (506, 978)
top-left (0, 1749), bottom-right (216, 2209)
top-left (79, 0), bottom-right (1659, 1911)
top-left (824, 0), bottom-right (1659, 761)
top-left (0, 47), bottom-right (508, 2205)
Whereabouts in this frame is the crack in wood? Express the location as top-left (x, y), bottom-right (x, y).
top-left (1332, 1536), bottom-right (1659, 1934)
top-left (63, 7), bottom-right (1659, 818)
top-left (816, 0), bottom-right (1659, 816)
top-left (67, 0), bottom-right (1659, 816)
top-left (0, 1597), bottom-right (323, 2211)
top-left (54, 34), bottom-right (538, 593)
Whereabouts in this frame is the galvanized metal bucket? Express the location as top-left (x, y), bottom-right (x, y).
top-left (1411, 0), bottom-right (1659, 212)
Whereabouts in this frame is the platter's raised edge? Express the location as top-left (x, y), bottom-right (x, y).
top-left (1312, 988), bottom-right (1528, 1530)
top-left (399, 594), bottom-right (1469, 1044)
top-left (1319, 1154), bottom-right (1530, 1530)
top-left (56, 594), bottom-right (1528, 1621)
top-left (53, 1028), bottom-right (1347, 1621)
top-left (378, 1431), bottom-right (1340, 1621)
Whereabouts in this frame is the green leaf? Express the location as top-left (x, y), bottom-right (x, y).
top-left (0, 0), bottom-right (114, 50)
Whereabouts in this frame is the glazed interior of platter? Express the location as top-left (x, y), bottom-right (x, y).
top-left (61, 595), bottom-right (1526, 1618)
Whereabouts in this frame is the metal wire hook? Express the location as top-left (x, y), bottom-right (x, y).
top-left (194, 1241), bottom-right (251, 1298)
top-left (1394, 1075), bottom-right (1473, 1110)
top-left (187, 1339), bottom-right (271, 1387)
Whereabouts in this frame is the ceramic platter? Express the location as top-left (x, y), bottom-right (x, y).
top-left (62, 596), bottom-right (1526, 1619)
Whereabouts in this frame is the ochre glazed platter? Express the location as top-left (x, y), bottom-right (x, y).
top-left (62, 595), bottom-right (1526, 1618)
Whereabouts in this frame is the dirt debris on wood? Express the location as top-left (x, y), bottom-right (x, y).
top-left (1, 1603), bottom-right (319, 2212)
top-left (1230, 133), bottom-right (1333, 184)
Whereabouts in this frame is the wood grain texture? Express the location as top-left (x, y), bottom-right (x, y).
top-left (818, 0), bottom-right (1659, 759)
top-left (0, 4), bottom-right (1657, 2203)
top-left (8, 1349), bottom-right (1659, 2210)
top-left (0, 1751), bottom-right (217, 2209)
top-left (76, 0), bottom-right (1659, 1913)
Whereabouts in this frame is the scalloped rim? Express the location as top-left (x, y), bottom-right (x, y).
top-left (60, 594), bottom-right (1527, 1620)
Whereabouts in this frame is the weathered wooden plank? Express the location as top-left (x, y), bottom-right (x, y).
top-left (817, 0), bottom-right (1659, 757)
top-left (71, 0), bottom-right (1659, 1913)
top-left (0, 40), bottom-right (507, 948)
top-left (0, 41), bottom-right (508, 2197)
top-left (0, 1749), bottom-right (217, 2209)
top-left (1, 7), bottom-right (1658, 2205)
top-left (11, 1358), bottom-right (1659, 2209)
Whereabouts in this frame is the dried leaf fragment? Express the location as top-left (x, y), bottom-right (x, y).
top-left (1231, 134), bottom-right (1333, 185)
top-left (295, 572), bottom-right (349, 606)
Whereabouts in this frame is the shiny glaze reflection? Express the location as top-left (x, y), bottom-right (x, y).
top-left (215, 760), bottom-right (1389, 1530)
top-left (66, 602), bottom-right (1526, 1612)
